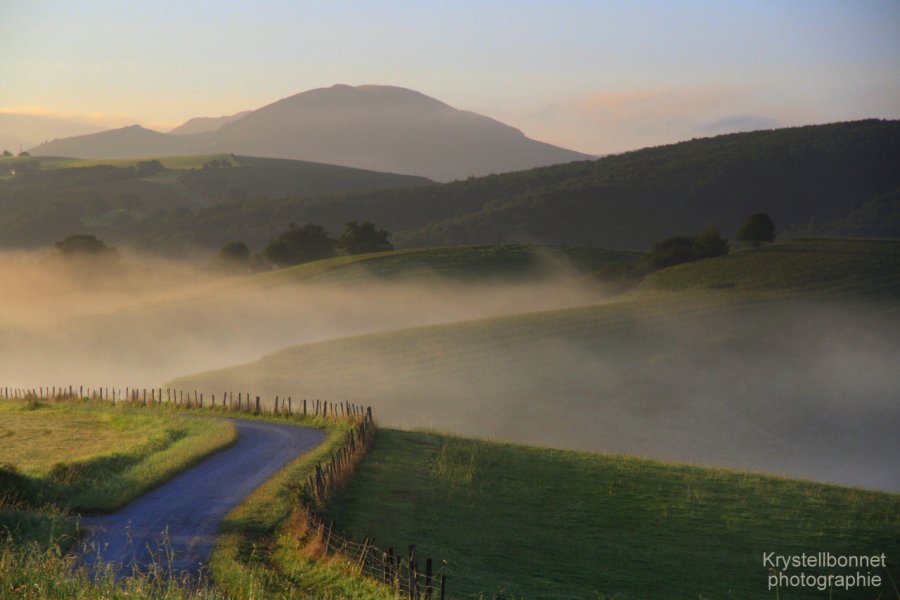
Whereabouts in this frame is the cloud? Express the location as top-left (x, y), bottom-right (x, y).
top-left (504, 85), bottom-right (787, 154)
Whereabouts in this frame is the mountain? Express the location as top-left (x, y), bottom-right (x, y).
top-left (168, 112), bottom-right (252, 135)
top-left (203, 84), bottom-right (591, 180)
top-left (28, 125), bottom-right (197, 159)
top-left (0, 112), bottom-right (106, 151)
top-left (29, 85), bottom-right (591, 180)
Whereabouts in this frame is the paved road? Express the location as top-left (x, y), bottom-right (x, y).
top-left (79, 419), bottom-right (326, 578)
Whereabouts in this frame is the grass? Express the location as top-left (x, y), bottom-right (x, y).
top-left (0, 397), bottom-right (236, 527)
top-left (246, 244), bottom-right (640, 287)
top-left (641, 238), bottom-right (900, 299)
top-left (326, 429), bottom-right (900, 599)
top-left (0, 396), bottom-right (394, 598)
top-left (171, 239), bottom-right (900, 465)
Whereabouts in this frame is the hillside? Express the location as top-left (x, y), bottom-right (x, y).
top-left (0, 154), bottom-right (431, 249)
top-left (29, 85), bottom-right (590, 181)
top-left (171, 239), bottom-right (900, 491)
top-left (246, 244), bottom-right (640, 287)
top-left (123, 119), bottom-right (900, 253)
top-left (326, 429), bottom-right (900, 599)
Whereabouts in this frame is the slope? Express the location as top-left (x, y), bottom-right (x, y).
top-left (127, 119), bottom-right (900, 253)
top-left (325, 429), bottom-right (900, 599)
top-left (170, 239), bottom-right (900, 491)
top-left (0, 153), bottom-right (431, 249)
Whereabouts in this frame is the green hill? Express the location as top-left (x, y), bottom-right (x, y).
top-left (326, 429), bottom-right (900, 599)
top-left (4, 120), bottom-right (897, 253)
top-left (0, 154), bottom-right (431, 249)
top-left (170, 239), bottom-right (900, 492)
top-left (245, 244), bottom-right (640, 286)
top-left (134, 119), bottom-right (900, 253)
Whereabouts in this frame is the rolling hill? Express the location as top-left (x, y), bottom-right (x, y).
top-left (29, 85), bottom-right (591, 181)
top-left (170, 239), bottom-right (900, 492)
top-left (123, 119), bottom-right (900, 253)
top-left (0, 154), bottom-right (431, 249)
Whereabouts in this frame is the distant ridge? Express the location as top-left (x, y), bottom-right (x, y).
top-left (30, 85), bottom-right (591, 181)
top-left (169, 112), bottom-right (252, 135)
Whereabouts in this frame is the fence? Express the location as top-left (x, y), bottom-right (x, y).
top-left (0, 385), bottom-right (367, 419)
top-left (2, 385), bottom-right (450, 598)
top-left (293, 403), bottom-right (449, 599)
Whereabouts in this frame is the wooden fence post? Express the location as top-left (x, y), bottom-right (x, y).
top-left (425, 558), bottom-right (433, 600)
top-left (409, 545), bottom-right (417, 599)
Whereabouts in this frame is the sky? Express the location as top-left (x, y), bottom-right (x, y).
top-left (2, 0), bottom-right (899, 154)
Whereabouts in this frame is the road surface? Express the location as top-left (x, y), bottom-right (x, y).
top-left (79, 419), bottom-right (326, 578)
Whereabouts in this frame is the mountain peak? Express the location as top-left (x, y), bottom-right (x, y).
top-left (31, 84), bottom-right (590, 179)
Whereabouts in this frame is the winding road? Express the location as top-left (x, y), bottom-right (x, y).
top-left (79, 419), bottom-right (326, 577)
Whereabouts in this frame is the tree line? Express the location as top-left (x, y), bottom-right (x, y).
top-left (216, 220), bottom-right (393, 272)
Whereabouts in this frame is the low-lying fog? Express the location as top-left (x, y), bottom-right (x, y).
top-left (3, 251), bottom-right (898, 493)
top-left (0, 250), bottom-right (603, 388)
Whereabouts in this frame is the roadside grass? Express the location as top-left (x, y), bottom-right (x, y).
top-left (0, 536), bottom-right (219, 600)
top-left (326, 429), bottom-right (900, 600)
top-left (207, 414), bottom-right (396, 599)
top-left (0, 397), bottom-right (236, 530)
top-left (0, 398), bottom-right (388, 598)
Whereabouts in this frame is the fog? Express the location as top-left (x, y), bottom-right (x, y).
top-left (0, 250), bottom-right (604, 388)
top-left (174, 289), bottom-right (900, 493)
top-left (3, 251), bottom-right (898, 493)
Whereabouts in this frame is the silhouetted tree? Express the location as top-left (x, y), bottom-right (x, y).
top-left (642, 228), bottom-right (729, 271)
top-left (737, 213), bottom-right (775, 247)
top-left (135, 160), bottom-right (164, 177)
top-left (1, 150), bottom-right (11, 157)
top-left (691, 227), bottom-right (729, 259)
top-left (263, 222), bottom-right (336, 267)
top-left (215, 241), bottom-right (251, 273)
top-left (338, 220), bottom-right (393, 255)
top-left (643, 236), bottom-right (695, 270)
top-left (55, 234), bottom-right (117, 258)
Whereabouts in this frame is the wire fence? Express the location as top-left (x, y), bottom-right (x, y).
top-left (293, 411), bottom-right (448, 599)
top-left (0, 385), bottom-right (366, 419)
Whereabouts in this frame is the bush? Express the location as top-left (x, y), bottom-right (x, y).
top-left (642, 228), bottom-right (729, 271)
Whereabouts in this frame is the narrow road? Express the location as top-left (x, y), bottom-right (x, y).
top-left (79, 419), bottom-right (326, 578)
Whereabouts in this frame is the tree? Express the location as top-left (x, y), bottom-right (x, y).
top-left (262, 222), bottom-right (336, 267)
top-left (135, 159), bottom-right (164, 177)
top-left (1, 150), bottom-right (11, 157)
top-left (55, 234), bottom-right (117, 258)
top-left (691, 227), bottom-right (729, 259)
top-left (737, 213), bottom-right (775, 247)
top-left (643, 235), bottom-right (695, 270)
top-left (216, 241), bottom-right (251, 272)
top-left (338, 220), bottom-right (393, 255)
top-left (641, 227), bottom-right (729, 271)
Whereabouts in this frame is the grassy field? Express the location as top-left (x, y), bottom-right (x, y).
top-left (0, 397), bottom-right (236, 520)
top-left (247, 244), bottom-right (640, 287)
top-left (172, 239), bottom-right (900, 491)
top-left (326, 429), bottom-right (900, 599)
